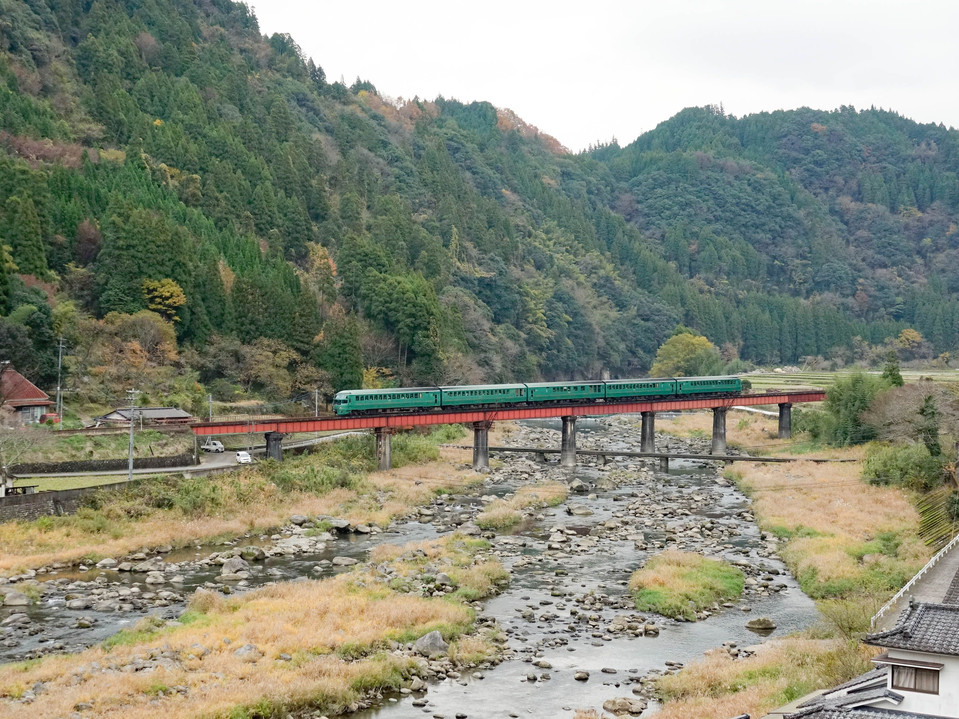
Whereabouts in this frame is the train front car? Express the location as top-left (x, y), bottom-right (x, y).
top-left (675, 376), bottom-right (743, 397)
top-left (439, 384), bottom-right (528, 409)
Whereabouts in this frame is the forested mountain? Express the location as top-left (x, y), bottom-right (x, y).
top-left (590, 106), bottom-right (959, 359)
top-left (0, 0), bottom-right (956, 409)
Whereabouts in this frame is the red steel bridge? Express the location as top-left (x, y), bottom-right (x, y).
top-left (191, 390), bottom-right (825, 471)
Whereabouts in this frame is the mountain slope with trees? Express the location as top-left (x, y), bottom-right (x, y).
top-left (0, 0), bottom-right (957, 411)
top-left (591, 106), bottom-right (959, 359)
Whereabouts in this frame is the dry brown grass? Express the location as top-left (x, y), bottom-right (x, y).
top-left (0, 458), bottom-right (482, 575)
top-left (733, 457), bottom-right (930, 589)
top-left (475, 481), bottom-right (568, 530)
top-left (652, 637), bottom-right (874, 719)
top-left (656, 410), bottom-right (862, 459)
top-left (0, 535), bottom-right (499, 719)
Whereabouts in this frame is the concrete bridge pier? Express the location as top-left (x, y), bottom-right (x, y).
top-left (659, 456), bottom-right (669, 472)
top-left (711, 407), bottom-right (728, 455)
top-left (374, 428), bottom-right (393, 471)
top-left (778, 403), bottom-right (793, 439)
top-left (265, 432), bottom-right (285, 461)
top-left (561, 416), bottom-right (578, 468)
top-left (641, 411), bottom-right (656, 453)
top-left (471, 421), bottom-right (493, 472)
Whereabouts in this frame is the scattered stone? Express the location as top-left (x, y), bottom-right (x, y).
top-left (239, 546), bottom-right (266, 561)
top-left (233, 643), bottom-right (262, 662)
top-left (95, 558), bottom-right (118, 569)
top-left (331, 556), bottom-right (359, 566)
top-left (603, 696), bottom-right (647, 716)
top-left (2, 591), bottom-right (29, 606)
top-left (289, 515), bottom-right (309, 526)
top-left (574, 671), bottom-right (590, 681)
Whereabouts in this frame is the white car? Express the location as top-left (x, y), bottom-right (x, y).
top-left (201, 440), bottom-right (225, 453)
top-left (235, 451), bottom-right (253, 464)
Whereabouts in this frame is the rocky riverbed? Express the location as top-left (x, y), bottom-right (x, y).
top-left (0, 416), bottom-right (819, 718)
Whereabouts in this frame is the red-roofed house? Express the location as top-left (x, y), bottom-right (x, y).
top-left (0, 364), bottom-right (53, 425)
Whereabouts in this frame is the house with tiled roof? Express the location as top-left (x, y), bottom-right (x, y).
top-left (785, 600), bottom-right (959, 719)
top-left (94, 406), bottom-right (193, 426)
top-left (0, 364), bottom-right (53, 425)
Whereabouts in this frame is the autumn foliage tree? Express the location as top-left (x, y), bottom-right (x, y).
top-left (649, 329), bottom-right (723, 377)
top-left (142, 278), bottom-right (187, 323)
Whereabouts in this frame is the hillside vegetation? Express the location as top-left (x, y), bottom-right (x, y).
top-left (2, 1), bottom-right (959, 408)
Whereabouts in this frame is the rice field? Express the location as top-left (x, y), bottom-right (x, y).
top-left (744, 369), bottom-right (959, 392)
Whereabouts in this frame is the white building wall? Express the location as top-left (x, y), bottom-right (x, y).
top-left (885, 650), bottom-right (959, 717)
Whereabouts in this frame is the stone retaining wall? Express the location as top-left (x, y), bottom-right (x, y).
top-left (12, 453), bottom-right (196, 476)
top-left (0, 481), bottom-right (130, 522)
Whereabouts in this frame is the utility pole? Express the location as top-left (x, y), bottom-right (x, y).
top-left (127, 388), bottom-right (141, 483)
top-left (55, 337), bottom-right (66, 428)
top-left (208, 394), bottom-right (213, 422)
top-left (314, 388), bottom-right (319, 417)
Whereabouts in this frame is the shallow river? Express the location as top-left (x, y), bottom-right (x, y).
top-left (1, 418), bottom-right (819, 718)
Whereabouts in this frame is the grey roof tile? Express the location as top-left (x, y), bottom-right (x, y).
top-left (788, 709), bottom-right (953, 719)
top-left (864, 601), bottom-right (959, 656)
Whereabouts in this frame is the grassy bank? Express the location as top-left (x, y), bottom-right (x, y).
top-left (629, 551), bottom-right (744, 621)
top-left (474, 482), bottom-right (568, 530)
top-left (648, 416), bottom-right (932, 718)
top-left (0, 534), bottom-right (505, 719)
top-left (0, 427), bottom-right (473, 574)
top-left (729, 457), bottom-right (929, 606)
top-left (20, 429), bottom-right (193, 464)
top-left (651, 638), bottom-right (866, 719)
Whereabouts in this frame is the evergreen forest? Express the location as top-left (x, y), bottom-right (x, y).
top-left (2, 0), bottom-right (958, 411)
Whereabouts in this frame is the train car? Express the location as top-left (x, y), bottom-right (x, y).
top-left (332, 388), bottom-right (441, 415)
top-left (603, 378), bottom-right (678, 400)
top-left (440, 384), bottom-right (528, 407)
top-left (675, 376), bottom-right (742, 395)
top-left (526, 381), bottom-right (605, 404)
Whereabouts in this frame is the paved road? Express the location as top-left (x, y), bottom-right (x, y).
top-left (13, 431), bottom-right (364, 480)
top-left (873, 539), bottom-right (959, 631)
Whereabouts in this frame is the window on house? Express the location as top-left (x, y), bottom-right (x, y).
top-left (892, 665), bottom-right (939, 694)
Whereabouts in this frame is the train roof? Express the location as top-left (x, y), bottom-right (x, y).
top-left (524, 381), bottom-right (605, 388)
top-left (675, 375), bottom-right (741, 381)
top-left (604, 377), bottom-right (676, 383)
top-left (337, 387), bottom-right (440, 397)
top-left (438, 384), bottom-right (527, 391)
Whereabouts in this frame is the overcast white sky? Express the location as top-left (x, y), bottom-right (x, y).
top-left (251, 0), bottom-right (959, 152)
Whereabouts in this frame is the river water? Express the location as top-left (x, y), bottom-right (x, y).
top-left (0, 417), bottom-right (819, 718)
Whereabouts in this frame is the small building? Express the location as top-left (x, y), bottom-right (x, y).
top-left (786, 600), bottom-right (959, 718)
top-left (0, 365), bottom-right (53, 425)
top-left (95, 407), bottom-right (193, 426)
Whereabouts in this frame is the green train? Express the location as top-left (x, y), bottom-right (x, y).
top-left (332, 376), bottom-right (742, 416)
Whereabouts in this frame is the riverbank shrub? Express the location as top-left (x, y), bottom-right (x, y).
top-left (629, 551), bottom-right (745, 621)
top-left (862, 443), bottom-right (947, 492)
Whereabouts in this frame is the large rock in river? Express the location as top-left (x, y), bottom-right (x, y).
top-left (413, 630), bottom-right (449, 658)
top-left (746, 617), bottom-right (777, 632)
top-left (220, 556), bottom-right (249, 575)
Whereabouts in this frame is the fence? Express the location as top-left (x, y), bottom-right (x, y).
top-left (871, 531), bottom-right (959, 628)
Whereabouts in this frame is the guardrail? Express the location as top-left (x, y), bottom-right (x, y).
top-left (871, 531), bottom-right (959, 628)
